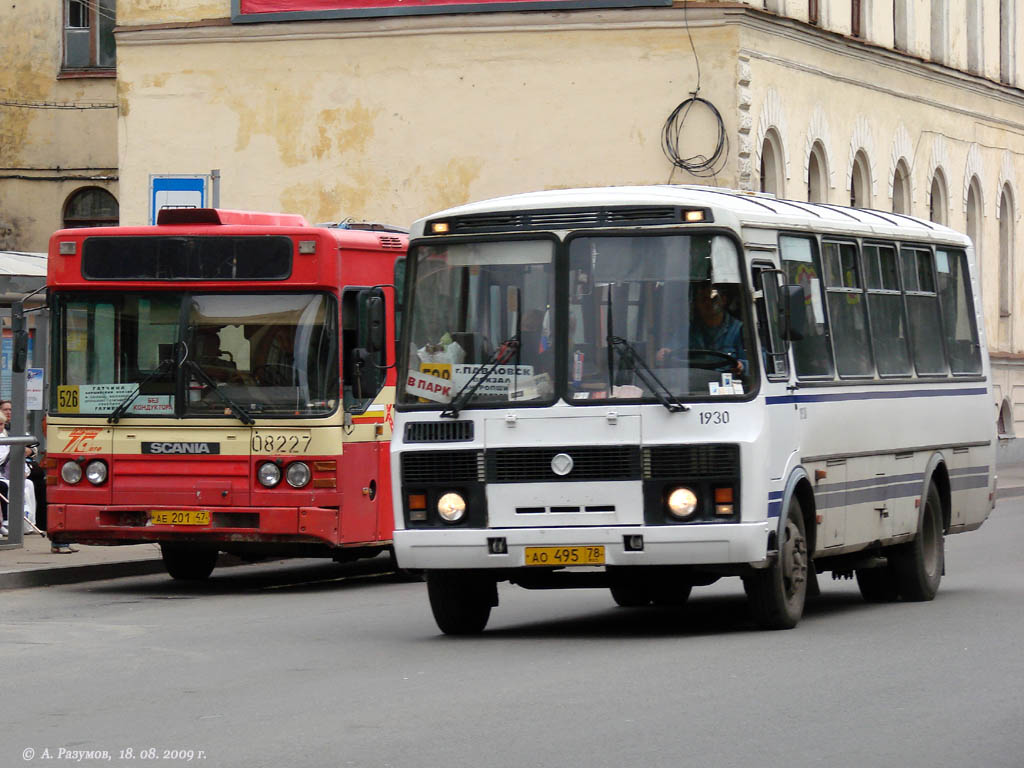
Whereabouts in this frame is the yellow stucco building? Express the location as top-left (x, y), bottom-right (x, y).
top-left (5, 0), bottom-right (1024, 455)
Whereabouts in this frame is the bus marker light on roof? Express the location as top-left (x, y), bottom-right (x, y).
top-left (431, 222), bottom-right (450, 234)
top-left (684, 210), bottom-right (705, 223)
top-left (59, 242), bottom-right (76, 255)
top-left (298, 240), bottom-right (316, 254)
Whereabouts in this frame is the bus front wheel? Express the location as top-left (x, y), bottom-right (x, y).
top-left (890, 483), bottom-right (944, 601)
top-left (743, 496), bottom-right (808, 629)
top-left (426, 570), bottom-right (497, 635)
top-left (160, 544), bottom-right (218, 581)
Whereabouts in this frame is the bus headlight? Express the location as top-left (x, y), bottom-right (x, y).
top-left (85, 460), bottom-right (108, 485)
top-left (61, 461), bottom-right (83, 485)
top-left (285, 461), bottom-right (311, 488)
top-left (666, 487), bottom-right (698, 518)
top-left (437, 492), bottom-right (467, 523)
top-left (257, 462), bottom-right (282, 488)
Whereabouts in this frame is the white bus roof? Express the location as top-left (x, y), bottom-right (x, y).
top-left (411, 185), bottom-right (969, 246)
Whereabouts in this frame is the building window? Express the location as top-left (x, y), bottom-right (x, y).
top-left (807, 142), bottom-right (827, 203)
top-left (63, 187), bottom-right (119, 228)
top-left (999, 186), bottom-right (1014, 317)
top-left (929, 170), bottom-right (948, 225)
top-left (809, 0), bottom-right (819, 25)
top-left (1001, 0), bottom-right (1016, 85)
top-left (893, 1), bottom-right (910, 51)
top-left (967, 0), bottom-right (983, 74)
top-left (852, 0), bottom-right (862, 36)
top-left (931, 0), bottom-right (948, 65)
top-left (892, 160), bottom-right (911, 214)
top-left (63, 0), bottom-right (116, 71)
top-left (759, 130), bottom-right (784, 198)
top-left (851, 151), bottom-right (871, 208)
top-left (967, 178), bottom-right (983, 291)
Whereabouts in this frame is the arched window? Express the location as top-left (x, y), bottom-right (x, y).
top-left (850, 151), bottom-right (871, 208)
top-left (999, 186), bottom-right (1014, 317)
top-left (807, 142), bottom-right (828, 203)
top-left (967, 177), bottom-right (983, 290)
top-left (892, 161), bottom-right (911, 214)
top-left (967, 0), bottom-right (983, 74)
top-left (63, 187), bottom-right (119, 228)
top-left (929, 170), bottom-right (948, 225)
top-left (759, 130), bottom-right (784, 198)
top-left (931, 0), bottom-right (948, 64)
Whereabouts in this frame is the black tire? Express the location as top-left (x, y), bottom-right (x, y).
top-left (855, 565), bottom-right (900, 603)
top-left (743, 495), bottom-right (808, 629)
top-left (426, 570), bottom-right (497, 635)
top-left (607, 568), bottom-right (652, 607)
top-left (891, 482), bottom-right (944, 601)
top-left (160, 544), bottom-right (218, 581)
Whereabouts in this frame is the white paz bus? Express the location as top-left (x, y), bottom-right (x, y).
top-left (390, 186), bottom-right (995, 633)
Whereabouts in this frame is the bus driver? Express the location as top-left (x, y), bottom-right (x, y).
top-left (655, 282), bottom-right (746, 376)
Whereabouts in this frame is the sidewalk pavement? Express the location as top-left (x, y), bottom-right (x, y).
top-left (3, 464), bottom-right (1024, 591)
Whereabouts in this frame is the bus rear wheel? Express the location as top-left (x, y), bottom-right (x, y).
top-left (890, 483), bottom-right (944, 601)
top-left (160, 544), bottom-right (218, 581)
top-left (743, 496), bottom-right (808, 629)
top-left (855, 566), bottom-right (900, 603)
top-left (426, 570), bottom-right (497, 635)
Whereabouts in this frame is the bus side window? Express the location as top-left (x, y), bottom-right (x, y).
top-left (752, 263), bottom-right (789, 380)
top-left (342, 287), bottom-right (386, 413)
top-left (936, 248), bottom-right (983, 375)
top-left (780, 235), bottom-right (835, 379)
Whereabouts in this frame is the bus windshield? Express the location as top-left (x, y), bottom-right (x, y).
top-left (568, 233), bottom-right (753, 401)
top-left (52, 291), bottom-right (339, 418)
top-left (400, 232), bottom-right (753, 408)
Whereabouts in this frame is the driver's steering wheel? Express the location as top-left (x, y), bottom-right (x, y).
top-left (673, 348), bottom-right (741, 373)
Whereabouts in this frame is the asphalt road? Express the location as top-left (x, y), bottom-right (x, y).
top-left (3, 501), bottom-right (1023, 768)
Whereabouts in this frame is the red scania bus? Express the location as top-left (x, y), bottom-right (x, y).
top-left (44, 208), bottom-right (405, 579)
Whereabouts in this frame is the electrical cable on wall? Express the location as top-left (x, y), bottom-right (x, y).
top-left (661, 2), bottom-right (729, 183)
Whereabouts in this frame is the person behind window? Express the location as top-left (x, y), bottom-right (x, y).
top-left (656, 282), bottom-right (747, 376)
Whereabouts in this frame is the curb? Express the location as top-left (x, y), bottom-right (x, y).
top-left (0, 558), bottom-right (168, 590)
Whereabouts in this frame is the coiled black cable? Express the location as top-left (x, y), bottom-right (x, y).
top-left (661, 94), bottom-right (729, 181)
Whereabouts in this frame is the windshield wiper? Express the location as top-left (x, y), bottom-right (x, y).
top-left (440, 335), bottom-right (520, 419)
top-left (107, 358), bottom-right (174, 424)
top-left (184, 360), bottom-right (255, 425)
top-left (607, 335), bottom-right (689, 413)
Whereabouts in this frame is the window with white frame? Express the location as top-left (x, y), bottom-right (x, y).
top-left (999, 186), bottom-right (1014, 317)
top-left (760, 130), bottom-right (784, 198)
top-left (851, 151), bottom-right (871, 208)
top-left (892, 161), bottom-right (911, 214)
top-left (929, 170), bottom-right (948, 226)
top-left (807, 142), bottom-right (828, 203)
top-left (931, 0), bottom-right (948, 65)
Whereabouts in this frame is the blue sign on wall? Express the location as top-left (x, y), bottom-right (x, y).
top-left (150, 176), bottom-right (207, 224)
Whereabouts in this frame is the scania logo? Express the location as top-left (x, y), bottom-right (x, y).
top-left (550, 453), bottom-right (574, 476)
top-left (141, 442), bottom-right (221, 455)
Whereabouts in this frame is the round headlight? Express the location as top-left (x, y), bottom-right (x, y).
top-left (85, 460), bottom-right (108, 485)
top-left (285, 461), bottom-right (311, 488)
top-left (437, 492), bottom-right (467, 523)
top-left (667, 487), bottom-right (699, 518)
top-left (61, 460), bottom-right (83, 485)
top-left (257, 462), bottom-right (282, 488)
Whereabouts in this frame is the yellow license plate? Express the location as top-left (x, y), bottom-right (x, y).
top-left (150, 510), bottom-right (211, 526)
top-left (524, 546), bottom-right (605, 567)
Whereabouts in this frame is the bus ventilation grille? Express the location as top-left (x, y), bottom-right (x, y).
top-left (401, 450), bottom-right (484, 484)
top-left (437, 206), bottom-right (686, 234)
top-left (643, 444), bottom-right (740, 479)
top-left (378, 235), bottom-right (404, 250)
top-left (404, 421), bottom-right (474, 443)
top-left (487, 445), bottom-right (641, 483)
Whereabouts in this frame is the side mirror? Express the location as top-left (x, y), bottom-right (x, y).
top-left (12, 329), bottom-right (29, 373)
top-left (780, 285), bottom-right (807, 342)
top-left (366, 293), bottom-right (385, 355)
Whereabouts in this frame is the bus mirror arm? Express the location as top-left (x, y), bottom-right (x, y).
top-left (780, 284), bottom-right (807, 342)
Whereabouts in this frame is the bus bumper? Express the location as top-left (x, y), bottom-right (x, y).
top-left (46, 504), bottom-right (343, 547)
top-left (393, 522), bottom-right (773, 570)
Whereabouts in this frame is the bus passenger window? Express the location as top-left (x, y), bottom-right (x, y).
top-left (822, 241), bottom-right (873, 378)
top-left (937, 248), bottom-right (982, 374)
top-left (780, 235), bottom-right (834, 379)
top-left (865, 244), bottom-right (912, 377)
top-left (901, 248), bottom-right (947, 375)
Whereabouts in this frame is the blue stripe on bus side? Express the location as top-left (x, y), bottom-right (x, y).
top-left (765, 387), bottom-right (988, 405)
top-left (765, 466), bottom-right (990, 516)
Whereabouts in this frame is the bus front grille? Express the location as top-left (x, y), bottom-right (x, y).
top-left (643, 444), bottom-right (740, 479)
top-left (401, 450), bottom-right (484, 484)
top-left (404, 420), bottom-right (474, 443)
top-left (487, 446), bottom-right (641, 483)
